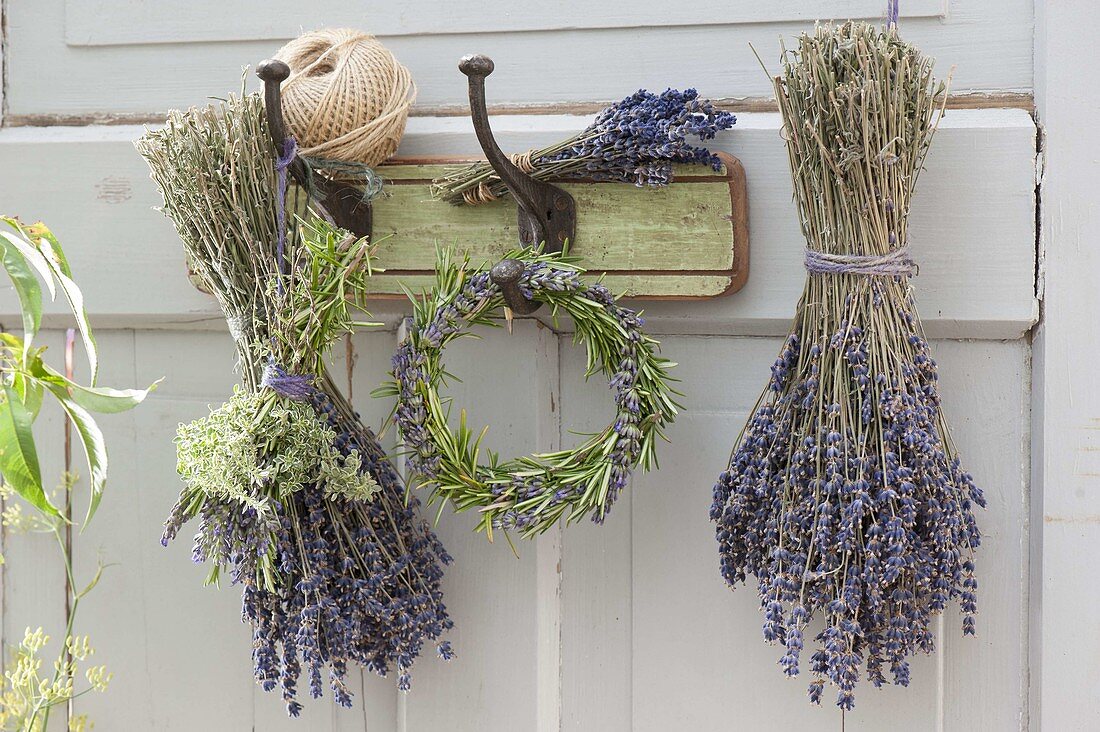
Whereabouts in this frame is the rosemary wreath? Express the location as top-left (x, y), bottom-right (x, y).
top-left (380, 248), bottom-right (679, 540)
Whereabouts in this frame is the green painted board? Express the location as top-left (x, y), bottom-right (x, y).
top-left (191, 153), bottom-right (749, 300)
top-left (366, 152), bottom-right (749, 300)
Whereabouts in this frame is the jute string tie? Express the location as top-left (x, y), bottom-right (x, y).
top-left (804, 245), bottom-right (917, 277)
top-left (460, 151), bottom-right (541, 205)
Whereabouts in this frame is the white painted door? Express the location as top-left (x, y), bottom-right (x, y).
top-left (0, 1), bottom-right (1048, 730)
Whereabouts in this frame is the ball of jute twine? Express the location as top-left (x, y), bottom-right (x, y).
top-left (275, 28), bottom-right (415, 167)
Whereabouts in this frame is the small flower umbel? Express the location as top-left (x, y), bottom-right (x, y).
top-left (379, 247), bottom-right (679, 539)
top-left (0, 628), bottom-right (112, 732)
top-left (430, 88), bottom-right (735, 205)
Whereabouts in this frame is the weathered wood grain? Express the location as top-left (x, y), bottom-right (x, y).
top-left (400, 320), bottom-right (558, 732)
top-left (3, 92), bottom-right (1038, 128)
top-left (5, 327), bottom-right (1032, 731)
top-left (1033, 2), bottom-right (1100, 730)
top-left (0, 109), bottom-right (1037, 339)
top-left (354, 154), bottom-right (747, 299)
top-left (557, 335), bottom-right (1029, 731)
top-left (8, 1), bottom-right (1030, 116)
top-left (63, 0), bottom-right (944, 46)
top-left (68, 331), bottom-right (256, 730)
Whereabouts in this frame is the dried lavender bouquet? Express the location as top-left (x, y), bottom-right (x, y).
top-left (710, 23), bottom-right (984, 710)
top-left (431, 88), bottom-right (735, 205)
top-left (137, 93), bottom-right (452, 717)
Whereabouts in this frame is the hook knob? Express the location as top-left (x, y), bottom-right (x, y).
top-left (459, 54), bottom-right (495, 78)
top-left (256, 58), bottom-right (291, 84)
top-left (256, 59), bottom-right (297, 170)
top-left (491, 259), bottom-right (542, 315)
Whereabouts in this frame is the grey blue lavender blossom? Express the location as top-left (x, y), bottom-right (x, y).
top-left (382, 249), bottom-right (678, 538)
top-left (710, 281), bottom-right (985, 710)
top-left (431, 88), bottom-right (736, 204)
top-left (545, 88), bottom-right (735, 186)
top-left (164, 378), bottom-right (453, 716)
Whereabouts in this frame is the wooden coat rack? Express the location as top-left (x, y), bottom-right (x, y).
top-left (196, 55), bottom-right (751, 301)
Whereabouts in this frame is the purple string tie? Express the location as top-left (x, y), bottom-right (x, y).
top-left (804, 246), bottom-right (917, 277)
top-left (275, 137), bottom-right (298, 295)
top-left (887, 0), bottom-right (899, 27)
top-left (261, 360), bottom-right (315, 401)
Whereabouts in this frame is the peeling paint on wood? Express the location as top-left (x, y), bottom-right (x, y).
top-left (2, 93), bottom-right (1036, 128)
top-left (358, 153), bottom-right (748, 299)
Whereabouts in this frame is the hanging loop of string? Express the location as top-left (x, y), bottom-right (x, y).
top-left (887, 0), bottom-right (899, 27)
top-left (274, 137), bottom-right (298, 295)
top-left (300, 156), bottom-right (385, 202)
top-left (269, 138), bottom-right (317, 394)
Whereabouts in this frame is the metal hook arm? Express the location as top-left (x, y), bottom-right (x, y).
top-left (255, 59), bottom-right (373, 239)
top-left (459, 54), bottom-right (575, 254)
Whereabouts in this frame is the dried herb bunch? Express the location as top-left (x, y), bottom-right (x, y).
top-left (430, 88), bottom-right (735, 205)
top-left (710, 23), bottom-right (984, 710)
top-left (137, 93), bottom-right (453, 716)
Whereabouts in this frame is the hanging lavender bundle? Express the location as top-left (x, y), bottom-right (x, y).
top-left (430, 88), bottom-right (735, 205)
top-left (710, 23), bottom-right (984, 710)
top-left (137, 93), bottom-right (452, 717)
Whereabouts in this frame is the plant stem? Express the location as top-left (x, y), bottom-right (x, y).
top-left (34, 521), bottom-right (81, 730)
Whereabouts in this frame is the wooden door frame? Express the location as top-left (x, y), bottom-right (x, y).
top-left (1032, 1), bottom-right (1100, 729)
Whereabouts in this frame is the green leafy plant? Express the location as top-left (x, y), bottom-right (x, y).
top-left (0, 217), bottom-right (157, 730)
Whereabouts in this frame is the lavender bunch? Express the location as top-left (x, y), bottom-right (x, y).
top-left (431, 88), bottom-right (735, 205)
top-left (377, 248), bottom-right (679, 539)
top-left (710, 23), bottom-right (984, 710)
top-left (137, 92), bottom-right (453, 717)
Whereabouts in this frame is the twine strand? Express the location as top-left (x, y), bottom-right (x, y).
top-left (509, 151), bottom-right (538, 173)
top-left (804, 245), bottom-right (917, 277)
top-left (459, 150), bottom-right (541, 205)
top-left (275, 137), bottom-right (298, 295)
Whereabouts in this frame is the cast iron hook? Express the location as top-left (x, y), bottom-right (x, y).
top-left (459, 54), bottom-right (576, 313)
top-left (489, 258), bottom-right (541, 315)
top-left (256, 59), bottom-right (373, 239)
